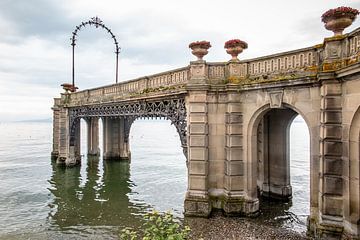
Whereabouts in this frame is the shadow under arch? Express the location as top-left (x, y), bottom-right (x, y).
top-left (246, 102), bottom-right (313, 229)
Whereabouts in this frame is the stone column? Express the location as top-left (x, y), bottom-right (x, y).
top-left (314, 36), bottom-right (345, 238)
top-left (184, 60), bottom-right (211, 217)
top-left (224, 91), bottom-right (258, 215)
top-left (51, 98), bottom-right (61, 160)
top-left (316, 73), bottom-right (344, 237)
top-left (57, 95), bottom-right (70, 165)
top-left (87, 117), bottom-right (100, 156)
top-left (103, 117), bottom-right (131, 161)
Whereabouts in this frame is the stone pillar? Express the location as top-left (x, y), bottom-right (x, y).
top-left (87, 117), bottom-right (100, 156)
top-left (184, 60), bottom-right (211, 217)
top-left (315, 73), bottom-right (344, 238)
top-left (310, 36), bottom-right (346, 238)
top-left (223, 91), bottom-right (258, 215)
top-left (57, 97), bottom-right (70, 165)
top-left (66, 118), bottom-right (81, 166)
top-left (103, 117), bottom-right (131, 161)
top-left (51, 98), bottom-right (61, 160)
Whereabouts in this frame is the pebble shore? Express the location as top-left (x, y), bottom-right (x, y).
top-left (185, 212), bottom-right (311, 240)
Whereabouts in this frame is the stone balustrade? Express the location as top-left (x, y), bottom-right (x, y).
top-left (64, 27), bottom-right (360, 106)
top-left (66, 66), bottom-right (190, 106)
top-left (348, 28), bottom-right (360, 61)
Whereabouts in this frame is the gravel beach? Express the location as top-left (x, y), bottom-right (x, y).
top-left (185, 212), bottom-right (311, 240)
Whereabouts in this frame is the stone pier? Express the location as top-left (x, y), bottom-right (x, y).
top-left (51, 24), bottom-right (360, 239)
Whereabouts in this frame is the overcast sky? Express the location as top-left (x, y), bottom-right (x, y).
top-left (0, 0), bottom-right (359, 121)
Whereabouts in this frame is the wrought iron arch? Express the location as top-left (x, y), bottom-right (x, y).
top-left (68, 97), bottom-right (188, 158)
top-left (71, 16), bottom-right (121, 88)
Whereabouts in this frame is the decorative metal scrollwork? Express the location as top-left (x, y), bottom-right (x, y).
top-left (69, 97), bottom-right (187, 156)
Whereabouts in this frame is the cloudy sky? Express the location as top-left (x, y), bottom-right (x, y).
top-left (0, 0), bottom-right (359, 121)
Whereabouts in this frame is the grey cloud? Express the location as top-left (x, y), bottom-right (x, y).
top-left (0, 0), bottom-right (74, 41)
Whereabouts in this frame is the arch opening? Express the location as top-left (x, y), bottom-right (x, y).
top-left (128, 118), bottom-right (187, 216)
top-left (250, 105), bottom-right (310, 231)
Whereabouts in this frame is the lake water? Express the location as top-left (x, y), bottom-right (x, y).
top-left (0, 117), bottom-right (309, 239)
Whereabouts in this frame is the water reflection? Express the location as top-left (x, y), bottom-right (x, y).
top-left (48, 156), bottom-right (149, 234)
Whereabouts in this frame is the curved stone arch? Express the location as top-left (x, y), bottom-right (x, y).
top-left (68, 97), bottom-right (187, 158)
top-left (244, 101), bottom-right (318, 213)
top-left (347, 106), bottom-right (360, 234)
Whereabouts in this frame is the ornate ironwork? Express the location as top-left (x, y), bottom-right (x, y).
top-left (70, 16), bottom-right (121, 87)
top-left (68, 97), bottom-right (187, 156)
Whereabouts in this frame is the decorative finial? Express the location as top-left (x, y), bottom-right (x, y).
top-left (91, 16), bottom-right (103, 28)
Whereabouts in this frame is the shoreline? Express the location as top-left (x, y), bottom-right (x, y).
top-left (185, 211), bottom-right (311, 240)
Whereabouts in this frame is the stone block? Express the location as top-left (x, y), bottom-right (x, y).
top-left (189, 175), bottom-right (207, 190)
top-left (324, 158), bottom-right (342, 176)
top-left (324, 141), bottom-right (342, 156)
top-left (189, 161), bottom-right (207, 175)
top-left (207, 142), bottom-right (225, 158)
top-left (324, 176), bottom-right (343, 195)
top-left (226, 135), bottom-right (243, 147)
top-left (188, 92), bottom-right (207, 102)
top-left (225, 113), bottom-right (243, 124)
top-left (208, 103), bottom-right (227, 114)
top-left (225, 160), bottom-right (244, 176)
top-left (227, 94), bottom-right (240, 103)
top-left (226, 147), bottom-right (243, 161)
top-left (189, 114), bottom-right (207, 123)
top-left (321, 84), bottom-right (341, 96)
top-left (227, 103), bottom-right (242, 113)
top-left (189, 147), bottom-right (208, 160)
top-left (321, 97), bottom-right (342, 110)
top-left (320, 125), bottom-right (342, 139)
top-left (189, 123), bottom-right (208, 134)
top-left (323, 195), bottom-right (343, 216)
top-left (184, 198), bottom-right (211, 217)
top-left (190, 135), bottom-right (208, 147)
top-left (190, 104), bottom-right (207, 113)
top-left (321, 111), bottom-right (342, 124)
top-left (227, 124), bottom-right (243, 135)
top-left (225, 175), bottom-right (244, 191)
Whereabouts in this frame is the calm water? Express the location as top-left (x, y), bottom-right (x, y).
top-left (0, 118), bottom-right (309, 239)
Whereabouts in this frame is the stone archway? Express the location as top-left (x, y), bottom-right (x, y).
top-left (246, 103), bottom-right (314, 222)
top-left (347, 106), bottom-right (360, 235)
top-left (256, 108), bottom-right (298, 200)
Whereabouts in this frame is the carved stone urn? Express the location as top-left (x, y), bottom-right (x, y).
top-left (224, 39), bottom-right (248, 61)
top-left (322, 7), bottom-right (359, 36)
top-left (189, 41), bottom-right (211, 60)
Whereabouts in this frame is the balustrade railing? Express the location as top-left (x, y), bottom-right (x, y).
top-left (66, 27), bottom-right (360, 106)
top-left (349, 28), bottom-right (360, 57)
